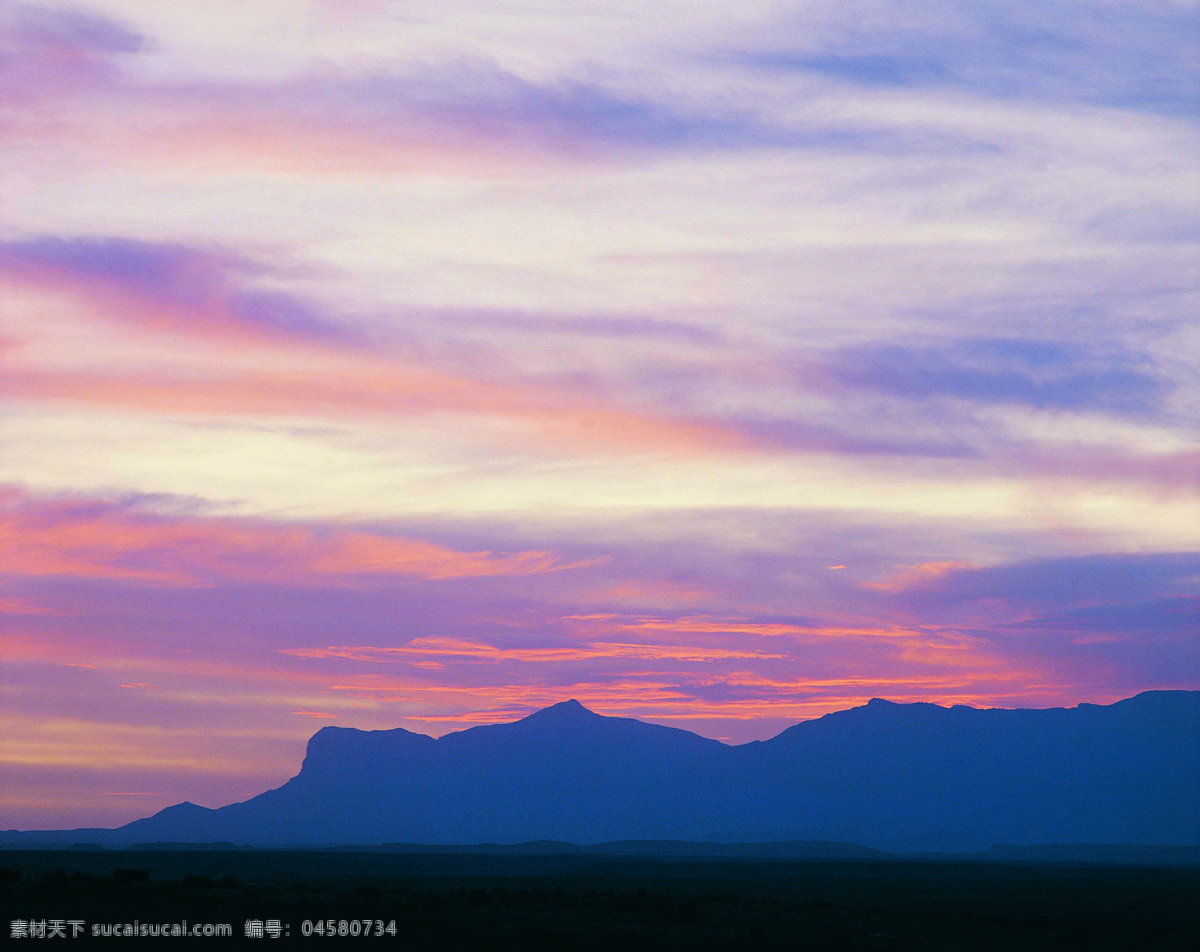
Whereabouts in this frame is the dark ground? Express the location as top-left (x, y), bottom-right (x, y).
top-left (1, 849), bottom-right (1197, 949)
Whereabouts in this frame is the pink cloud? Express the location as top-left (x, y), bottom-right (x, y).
top-left (563, 579), bottom-right (719, 609)
top-left (1, 7), bottom-right (767, 177)
top-left (1014, 446), bottom-right (1200, 499)
top-left (0, 236), bottom-right (763, 455)
top-left (0, 488), bottom-right (580, 587)
top-left (567, 613), bottom-right (936, 642)
top-left (8, 236), bottom-right (1191, 475)
top-left (0, 3), bottom-right (142, 108)
top-left (0, 237), bottom-right (345, 349)
top-left (281, 638), bottom-right (783, 665)
top-left (0, 595), bottom-right (63, 615)
top-left (863, 560), bottom-right (980, 593)
top-left (2, 353), bottom-right (757, 456)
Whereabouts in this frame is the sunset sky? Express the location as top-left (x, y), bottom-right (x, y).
top-left (1, 0), bottom-right (1198, 829)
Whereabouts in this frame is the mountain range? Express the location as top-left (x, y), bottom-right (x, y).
top-left (6, 691), bottom-right (1198, 853)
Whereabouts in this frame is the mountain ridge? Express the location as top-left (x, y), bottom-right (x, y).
top-left (4, 691), bottom-right (1197, 852)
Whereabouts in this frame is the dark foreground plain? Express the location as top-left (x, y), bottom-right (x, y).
top-left (2, 849), bottom-right (1198, 949)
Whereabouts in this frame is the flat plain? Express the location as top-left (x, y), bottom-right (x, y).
top-left (2, 849), bottom-right (1197, 949)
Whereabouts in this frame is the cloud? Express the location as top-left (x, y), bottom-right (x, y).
top-left (1011, 445), bottom-right (1200, 498)
top-left (3, 2), bottom-right (144, 55)
top-left (813, 338), bottom-right (1171, 415)
top-left (727, 0), bottom-right (1200, 115)
top-left (443, 308), bottom-right (723, 344)
top-left (0, 2), bottom-right (143, 105)
top-left (864, 560), bottom-right (980, 593)
top-left (0, 5), bottom-right (790, 174)
top-left (0, 236), bottom-right (355, 347)
top-left (4, 236), bottom-right (1184, 475)
top-left (133, 65), bottom-right (779, 175)
top-left (323, 62), bottom-right (762, 153)
top-left (725, 413), bottom-right (977, 458)
top-left (5, 492), bottom-right (1188, 770)
top-left (0, 4), bottom-right (990, 177)
top-left (878, 551), bottom-right (1200, 613)
top-left (282, 637), bottom-right (783, 665)
top-left (0, 233), bottom-right (1006, 462)
top-left (0, 487), bottom-right (581, 587)
top-left (0, 233), bottom-right (765, 454)
top-left (2, 359), bottom-right (771, 457)
top-left (1006, 596), bottom-right (1199, 638)
top-left (750, 52), bottom-right (951, 88)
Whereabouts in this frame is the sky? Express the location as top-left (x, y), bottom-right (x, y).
top-left (0, 0), bottom-right (1197, 829)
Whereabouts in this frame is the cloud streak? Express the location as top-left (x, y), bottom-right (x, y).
top-left (0, 5), bottom-right (795, 176)
top-left (812, 338), bottom-right (1171, 416)
top-left (0, 488), bottom-right (580, 586)
top-left (728, 0), bottom-right (1200, 115)
top-left (0, 1), bottom-right (1030, 181)
top-left (0, 236), bottom-right (356, 347)
top-left (282, 638), bottom-right (784, 665)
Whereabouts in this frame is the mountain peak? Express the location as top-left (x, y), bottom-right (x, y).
top-left (530, 698), bottom-right (596, 719)
top-left (502, 698), bottom-right (607, 730)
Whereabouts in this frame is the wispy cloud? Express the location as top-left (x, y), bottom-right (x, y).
top-left (0, 487), bottom-right (581, 586)
top-left (881, 551), bottom-right (1200, 607)
top-left (811, 338), bottom-right (1171, 416)
top-left (0, 1), bottom-right (144, 105)
top-left (282, 638), bottom-right (783, 665)
top-left (0, 5), bottom-right (795, 175)
top-left (0, 236), bottom-right (354, 347)
top-left (726, 0), bottom-right (1200, 115)
top-left (0, 2), bottom-right (1026, 180)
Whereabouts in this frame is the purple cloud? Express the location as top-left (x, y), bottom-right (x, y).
top-left (895, 552), bottom-right (1200, 609)
top-left (726, 414), bottom-right (977, 458)
top-left (0, 4), bottom-right (976, 172)
top-left (0, 2), bottom-right (143, 105)
top-left (5, 3), bottom-right (144, 54)
top-left (724, 1), bottom-right (1200, 116)
top-left (812, 338), bottom-right (1170, 416)
top-left (1007, 596), bottom-right (1199, 638)
top-left (0, 235), bottom-right (359, 347)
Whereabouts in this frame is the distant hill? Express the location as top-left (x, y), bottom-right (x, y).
top-left (4, 692), bottom-right (1197, 853)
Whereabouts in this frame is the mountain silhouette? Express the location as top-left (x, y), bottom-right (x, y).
top-left (7, 692), bottom-right (1198, 852)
